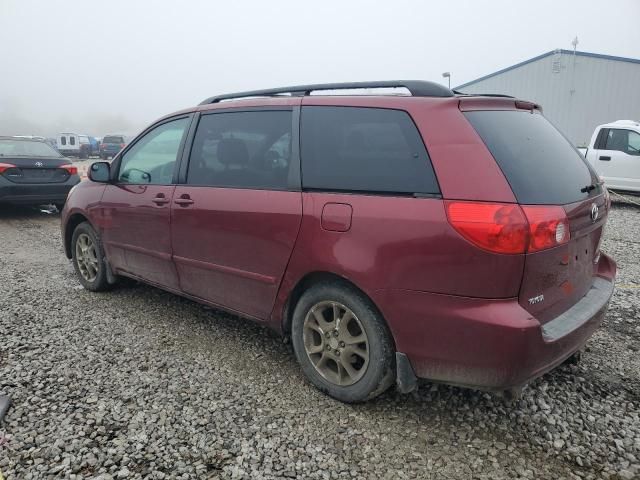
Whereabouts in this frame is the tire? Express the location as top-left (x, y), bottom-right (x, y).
top-left (71, 221), bottom-right (111, 292)
top-left (291, 281), bottom-right (395, 403)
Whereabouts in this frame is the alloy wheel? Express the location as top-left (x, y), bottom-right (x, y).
top-left (302, 301), bottom-right (369, 386)
top-left (75, 233), bottom-right (99, 282)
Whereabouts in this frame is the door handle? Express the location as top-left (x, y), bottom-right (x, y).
top-left (599, 156), bottom-right (611, 161)
top-left (174, 195), bottom-right (194, 206)
top-left (152, 194), bottom-right (170, 205)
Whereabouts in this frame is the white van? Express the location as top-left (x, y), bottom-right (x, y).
top-left (58, 133), bottom-right (91, 159)
top-left (584, 120), bottom-right (640, 193)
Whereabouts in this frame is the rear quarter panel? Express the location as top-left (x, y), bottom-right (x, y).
top-left (270, 192), bottom-right (525, 329)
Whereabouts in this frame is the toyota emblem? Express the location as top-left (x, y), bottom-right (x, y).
top-left (590, 203), bottom-right (599, 223)
top-left (34, 161), bottom-right (43, 167)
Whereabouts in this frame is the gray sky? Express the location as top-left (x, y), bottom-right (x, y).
top-left (1, 0), bottom-right (638, 137)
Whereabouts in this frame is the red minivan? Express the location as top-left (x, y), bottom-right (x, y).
top-left (61, 81), bottom-right (616, 403)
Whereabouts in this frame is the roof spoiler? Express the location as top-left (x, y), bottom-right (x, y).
top-left (458, 97), bottom-right (542, 113)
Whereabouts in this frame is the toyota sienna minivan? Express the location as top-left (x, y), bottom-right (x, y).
top-left (61, 81), bottom-right (616, 403)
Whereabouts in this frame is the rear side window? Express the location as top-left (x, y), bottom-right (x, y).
top-left (186, 110), bottom-right (292, 190)
top-left (300, 106), bottom-right (439, 195)
top-left (464, 110), bottom-right (601, 205)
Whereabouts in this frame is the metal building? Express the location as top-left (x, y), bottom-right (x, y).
top-left (455, 50), bottom-right (640, 147)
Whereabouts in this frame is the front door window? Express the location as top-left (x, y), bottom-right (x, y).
top-left (118, 118), bottom-right (189, 185)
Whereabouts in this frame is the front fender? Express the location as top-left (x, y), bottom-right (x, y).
top-left (61, 181), bottom-right (107, 258)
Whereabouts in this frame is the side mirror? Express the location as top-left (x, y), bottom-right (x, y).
top-left (89, 161), bottom-right (111, 183)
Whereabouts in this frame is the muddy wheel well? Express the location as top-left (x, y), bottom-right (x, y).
top-left (281, 271), bottom-right (393, 349)
top-left (64, 214), bottom-right (89, 258)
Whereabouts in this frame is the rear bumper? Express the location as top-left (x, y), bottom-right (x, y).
top-left (374, 252), bottom-right (616, 391)
top-left (0, 177), bottom-right (80, 205)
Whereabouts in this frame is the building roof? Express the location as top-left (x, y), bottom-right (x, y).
top-left (455, 49), bottom-right (640, 89)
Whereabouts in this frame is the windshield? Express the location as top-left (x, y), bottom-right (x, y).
top-left (0, 139), bottom-right (62, 157)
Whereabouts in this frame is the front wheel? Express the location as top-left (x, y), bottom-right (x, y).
top-left (71, 222), bottom-right (111, 291)
top-left (291, 282), bottom-right (395, 403)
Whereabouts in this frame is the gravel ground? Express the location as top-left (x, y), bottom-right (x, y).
top-left (0, 200), bottom-right (638, 480)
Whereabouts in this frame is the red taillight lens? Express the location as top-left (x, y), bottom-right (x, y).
top-left (0, 162), bottom-right (16, 174)
top-left (119, 143), bottom-right (125, 148)
top-left (446, 201), bottom-right (571, 254)
top-left (445, 201), bottom-right (529, 254)
top-left (521, 206), bottom-right (569, 252)
top-left (60, 164), bottom-right (78, 175)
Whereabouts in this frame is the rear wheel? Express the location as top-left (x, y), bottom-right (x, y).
top-left (291, 282), bottom-right (395, 403)
top-left (71, 222), bottom-right (110, 291)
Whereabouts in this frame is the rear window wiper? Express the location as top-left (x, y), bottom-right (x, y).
top-left (580, 184), bottom-right (597, 193)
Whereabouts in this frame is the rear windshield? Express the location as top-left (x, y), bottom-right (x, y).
top-left (103, 136), bottom-right (124, 144)
top-left (0, 139), bottom-right (61, 157)
top-left (464, 110), bottom-right (601, 205)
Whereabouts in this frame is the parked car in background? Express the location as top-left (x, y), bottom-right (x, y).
top-left (99, 135), bottom-right (126, 159)
top-left (584, 120), bottom-right (640, 193)
top-left (0, 136), bottom-right (80, 208)
top-left (58, 133), bottom-right (92, 159)
top-left (88, 137), bottom-right (100, 157)
top-left (61, 80), bottom-right (616, 403)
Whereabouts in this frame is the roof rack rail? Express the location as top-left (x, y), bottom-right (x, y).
top-left (199, 80), bottom-right (454, 105)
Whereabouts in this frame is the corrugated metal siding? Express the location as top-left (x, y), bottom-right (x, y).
top-left (458, 52), bottom-right (640, 146)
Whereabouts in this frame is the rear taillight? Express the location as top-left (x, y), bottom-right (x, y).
top-left (445, 201), bottom-right (529, 254)
top-left (119, 143), bottom-right (125, 148)
top-left (0, 163), bottom-right (16, 174)
top-left (60, 164), bottom-right (78, 175)
top-left (445, 201), bottom-right (570, 254)
top-left (521, 205), bottom-right (569, 253)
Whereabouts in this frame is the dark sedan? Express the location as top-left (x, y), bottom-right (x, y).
top-left (0, 136), bottom-right (81, 208)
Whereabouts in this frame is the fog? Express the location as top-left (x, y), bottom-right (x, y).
top-left (1, 0), bottom-right (638, 138)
